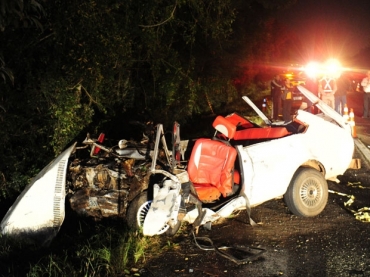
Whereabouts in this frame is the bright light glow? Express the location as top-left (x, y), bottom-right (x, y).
top-left (304, 61), bottom-right (320, 78)
top-left (304, 59), bottom-right (342, 79)
top-left (323, 59), bottom-right (342, 78)
top-left (285, 73), bottom-right (293, 78)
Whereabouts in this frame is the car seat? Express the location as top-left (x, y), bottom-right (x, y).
top-left (187, 116), bottom-right (240, 202)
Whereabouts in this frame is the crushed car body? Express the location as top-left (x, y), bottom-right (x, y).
top-left (0, 86), bottom-right (358, 245)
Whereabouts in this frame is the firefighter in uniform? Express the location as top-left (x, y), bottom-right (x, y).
top-left (319, 75), bottom-right (336, 109)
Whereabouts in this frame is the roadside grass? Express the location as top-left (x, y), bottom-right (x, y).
top-left (0, 215), bottom-right (166, 277)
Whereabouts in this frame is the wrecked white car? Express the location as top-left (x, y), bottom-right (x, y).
top-left (0, 86), bottom-right (357, 245)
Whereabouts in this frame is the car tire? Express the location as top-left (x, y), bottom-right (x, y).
top-left (126, 191), bottom-right (151, 230)
top-left (284, 168), bottom-right (328, 217)
top-left (126, 191), bottom-right (181, 236)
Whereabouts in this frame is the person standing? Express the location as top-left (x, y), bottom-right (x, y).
top-left (361, 71), bottom-right (370, 118)
top-left (335, 73), bottom-right (351, 115)
top-left (319, 75), bottom-right (336, 109)
top-left (304, 76), bottom-right (319, 113)
top-left (281, 78), bottom-right (293, 123)
top-left (271, 74), bottom-right (283, 120)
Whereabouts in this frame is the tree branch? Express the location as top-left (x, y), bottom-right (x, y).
top-left (139, 3), bottom-right (177, 28)
top-left (81, 85), bottom-right (99, 105)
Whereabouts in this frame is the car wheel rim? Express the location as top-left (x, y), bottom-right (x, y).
top-left (137, 200), bottom-right (170, 235)
top-left (300, 177), bottom-right (322, 207)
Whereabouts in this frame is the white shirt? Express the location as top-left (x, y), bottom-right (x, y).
top-left (361, 77), bottom-right (370, 92)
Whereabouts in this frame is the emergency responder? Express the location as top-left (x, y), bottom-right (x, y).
top-left (335, 73), bottom-right (351, 115)
top-left (361, 70), bottom-right (370, 118)
top-left (304, 76), bottom-right (319, 113)
top-left (271, 74), bottom-right (284, 120)
top-left (319, 75), bottom-right (336, 109)
top-left (282, 78), bottom-right (293, 123)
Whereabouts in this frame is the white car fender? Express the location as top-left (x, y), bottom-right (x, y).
top-left (0, 143), bottom-right (76, 245)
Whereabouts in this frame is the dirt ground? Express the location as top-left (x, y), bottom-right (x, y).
top-left (140, 151), bottom-right (370, 277)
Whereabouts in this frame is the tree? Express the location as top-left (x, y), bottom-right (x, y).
top-left (0, 0), bottom-right (298, 198)
top-left (0, 0), bottom-right (44, 31)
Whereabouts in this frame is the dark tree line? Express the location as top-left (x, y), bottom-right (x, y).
top-left (0, 0), bottom-right (298, 198)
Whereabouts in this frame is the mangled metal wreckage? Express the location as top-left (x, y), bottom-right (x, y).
top-left (1, 86), bottom-right (359, 246)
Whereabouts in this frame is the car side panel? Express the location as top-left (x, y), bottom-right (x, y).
top-left (238, 111), bottom-right (354, 207)
top-left (239, 135), bottom-right (311, 206)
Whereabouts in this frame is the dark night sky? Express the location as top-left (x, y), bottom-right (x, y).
top-left (277, 0), bottom-right (370, 63)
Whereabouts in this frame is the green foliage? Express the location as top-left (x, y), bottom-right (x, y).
top-left (0, 219), bottom-right (163, 276)
top-left (0, 0), bottom-right (44, 32)
top-left (0, 170), bottom-right (35, 200)
top-left (74, 241), bottom-right (113, 276)
top-left (40, 77), bottom-right (95, 154)
top-left (44, 0), bottom-right (242, 126)
top-left (0, 55), bottom-right (13, 84)
top-left (0, 83), bottom-right (54, 199)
